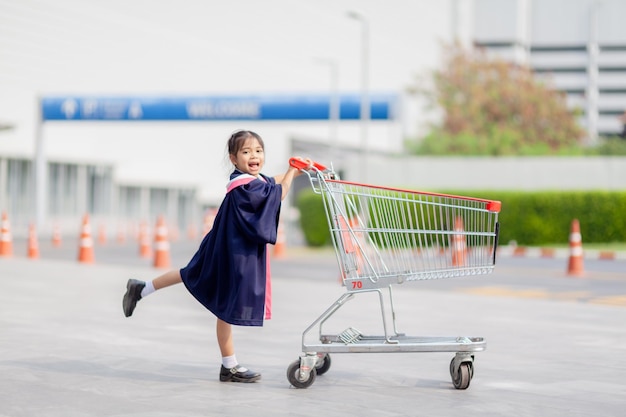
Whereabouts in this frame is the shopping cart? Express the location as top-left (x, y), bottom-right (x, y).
top-left (286, 158), bottom-right (501, 390)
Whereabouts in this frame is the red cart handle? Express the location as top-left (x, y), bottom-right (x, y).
top-left (289, 157), bottom-right (327, 172)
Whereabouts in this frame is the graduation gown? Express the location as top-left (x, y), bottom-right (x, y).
top-left (180, 170), bottom-right (282, 326)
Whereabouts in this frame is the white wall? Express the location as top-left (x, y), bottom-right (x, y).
top-left (4, 0), bottom-right (624, 219)
top-left (0, 0), bottom-right (454, 204)
top-left (39, 119), bottom-right (398, 204)
top-left (358, 155), bottom-right (626, 191)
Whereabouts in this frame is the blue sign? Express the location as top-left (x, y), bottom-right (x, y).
top-left (41, 94), bottom-right (397, 121)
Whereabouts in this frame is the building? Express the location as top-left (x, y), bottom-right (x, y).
top-left (0, 0), bottom-right (439, 237)
top-left (469, 0), bottom-right (626, 141)
top-left (1, 0), bottom-right (625, 239)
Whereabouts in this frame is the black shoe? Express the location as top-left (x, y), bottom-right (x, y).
top-left (123, 279), bottom-right (145, 317)
top-left (219, 365), bottom-right (261, 383)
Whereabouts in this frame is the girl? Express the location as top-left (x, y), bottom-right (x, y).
top-left (122, 130), bottom-right (310, 383)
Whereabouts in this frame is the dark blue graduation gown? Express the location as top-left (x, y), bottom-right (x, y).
top-left (180, 171), bottom-right (282, 326)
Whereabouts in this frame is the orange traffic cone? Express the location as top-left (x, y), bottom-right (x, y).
top-left (98, 224), bottom-right (107, 245)
top-left (77, 214), bottom-right (95, 263)
top-left (451, 216), bottom-right (467, 267)
top-left (0, 212), bottom-right (13, 257)
top-left (567, 219), bottom-right (584, 277)
top-left (52, 223), bottom-right (62, 247)
top-left (153, 216), bottom-right (171, 269)
top-left (27, 223), bottom-right (39, 259)
top-left (138, 221), bottom-right (152, 258)
top-left (128, 222), bottom-right (139, 241)
top-left (336, 215), bottom-right (364, 284)
top-left (187, 223), bottom-right (198, 241)
top-left (203, 208), bottom-right (217, 236)
top-left (116, 223), bottom-right (126, 244)
top-left (170, 224), bottom-right (180, 242)
top-left (273, 222), bottom-right (286, 259)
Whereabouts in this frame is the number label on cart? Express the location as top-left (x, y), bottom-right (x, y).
top-left (351, 281), bottom-right (363, 289)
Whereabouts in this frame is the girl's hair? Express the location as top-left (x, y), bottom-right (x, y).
top-left (227, 130), bottom-right (264, 157)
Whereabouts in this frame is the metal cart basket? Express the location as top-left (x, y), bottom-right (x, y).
top-left (286, 159), bottom-right (501, 390)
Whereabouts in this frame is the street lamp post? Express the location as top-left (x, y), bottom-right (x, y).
top-left (347, 10), bottom-right (370, 183)
top-left (314, 58), bottom-right (340, 171)
top-left (586, 1), bottom-right (601, 146)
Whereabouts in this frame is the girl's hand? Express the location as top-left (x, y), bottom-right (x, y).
top-left (290, 156), bottom-right (313, 171)
top-left (278, 157), bottom-right (313, 200)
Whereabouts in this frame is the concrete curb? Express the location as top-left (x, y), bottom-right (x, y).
top-left (497, 245), bottom-right (626, 260)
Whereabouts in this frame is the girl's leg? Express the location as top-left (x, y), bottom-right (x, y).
top-left (216, 318), bottom-right (235, 357)
top-left (216, 318), bottom-right (261, 382)
top-left (153, 269), bottom-right (182, 290)
top-left (123, 270), bottom-right (181, 317)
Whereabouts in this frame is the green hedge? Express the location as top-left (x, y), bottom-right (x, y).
top-left (464, 190), bottom-right (626, 245)
top-left (296, 190), bottom-right (332, 247)
top-left (295, 189), bottom-right (626, 246)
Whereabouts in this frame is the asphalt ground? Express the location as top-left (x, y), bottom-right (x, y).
top-left (1, 238), bottom-right (625, 416)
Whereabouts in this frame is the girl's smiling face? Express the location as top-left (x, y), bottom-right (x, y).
top-left (230, 137), bottom-right (265, 177)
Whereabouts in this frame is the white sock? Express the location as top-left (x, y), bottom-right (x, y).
top-left (140, 280), bottom-right (155, 298)
top-left (222, 355), bottom-right (247, 371)
top-left (222, 355), bottom-right (238, 369)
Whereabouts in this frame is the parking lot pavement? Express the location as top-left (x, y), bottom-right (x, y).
top-left (1, 255), bottom-right (625, 417)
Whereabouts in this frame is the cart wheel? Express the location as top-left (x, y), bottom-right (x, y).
top-left (287, 359), bottom-right (317, 389)
top-left (450, 362), bottom-right (472, 390)
top-left (449, 357), bottom-right (474, 380)
top-left (315, 353), bottom-right (332, 376)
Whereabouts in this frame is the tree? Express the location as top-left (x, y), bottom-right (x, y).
top-left (407, 42), bottom-right (585, 156)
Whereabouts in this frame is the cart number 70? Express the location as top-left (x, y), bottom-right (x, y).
top-left (351, 281), bottom-right (363, 289)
